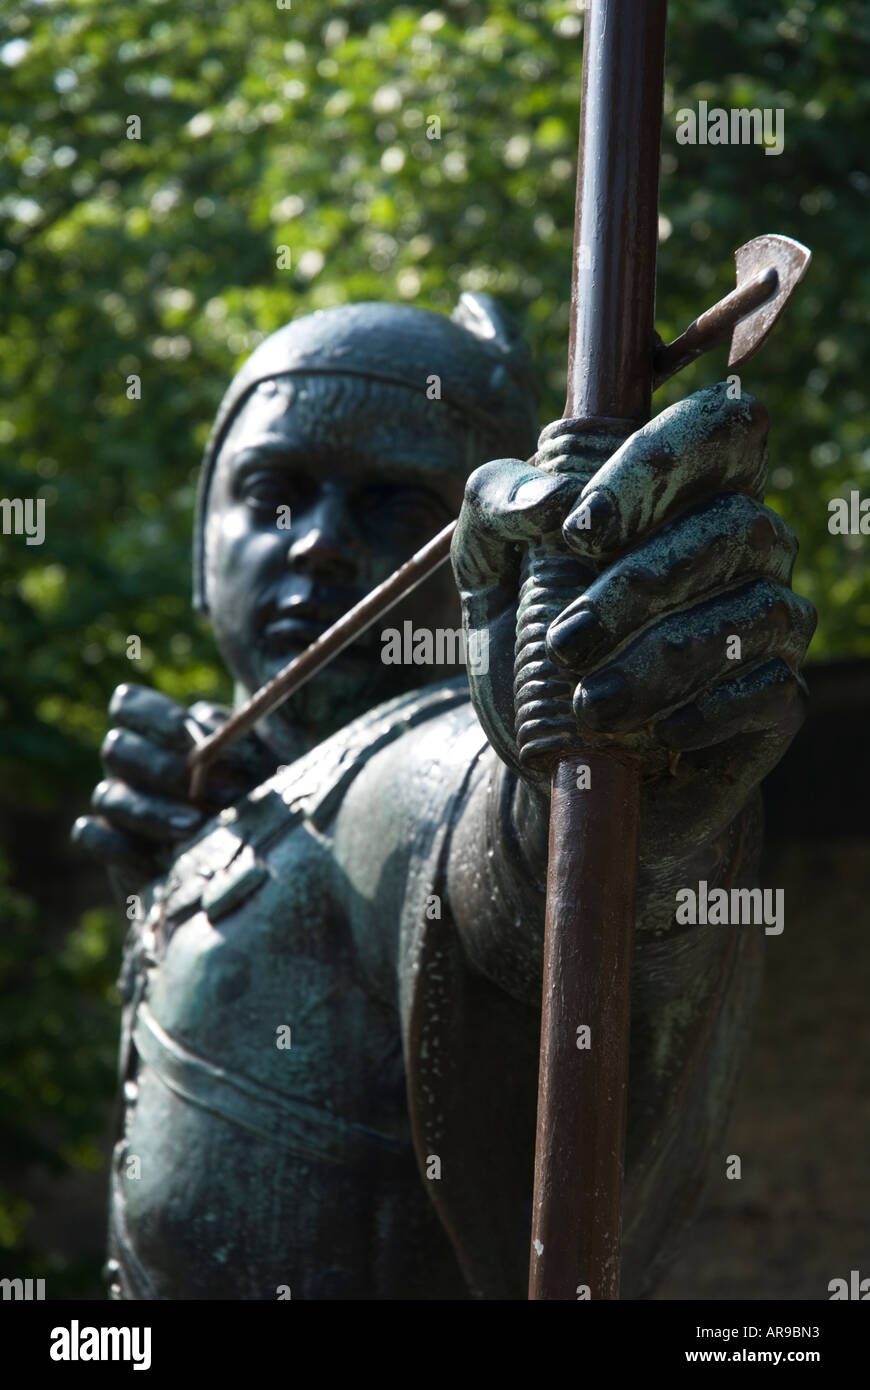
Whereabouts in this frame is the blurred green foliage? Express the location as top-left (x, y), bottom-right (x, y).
top-left (0, 0), bottom-right (868, 1294)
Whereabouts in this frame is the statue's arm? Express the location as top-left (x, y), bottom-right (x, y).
top-left (444, 386), bottom-right (814, 995)
top-left (444, 744), bottom-right (765, 1003)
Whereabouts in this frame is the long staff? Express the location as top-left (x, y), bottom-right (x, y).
top-left (523, 0), bottom-right (667, 1301)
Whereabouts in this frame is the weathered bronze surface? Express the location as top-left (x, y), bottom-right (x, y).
top-left (62, 0), bottom-right (824, 1301)
top-left (73, 289), bottom-right (815, 1299)
top-left (188, 519), bottom-right (456, 799)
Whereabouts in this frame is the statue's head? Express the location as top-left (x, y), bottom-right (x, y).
top-left (195, 295), bottom-right (539, 756)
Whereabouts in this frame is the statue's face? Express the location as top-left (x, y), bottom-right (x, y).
top-left (203, 372), bottom-right (477, 752)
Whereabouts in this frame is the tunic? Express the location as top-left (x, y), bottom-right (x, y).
top-left (107, 678), bottom-right (763, 1300)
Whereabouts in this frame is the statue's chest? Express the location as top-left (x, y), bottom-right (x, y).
top-left (124, 796), bottom-right (406, 1133)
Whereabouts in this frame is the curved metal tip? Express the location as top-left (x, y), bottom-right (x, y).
top-left (728, 234), bottom-right (812, 370)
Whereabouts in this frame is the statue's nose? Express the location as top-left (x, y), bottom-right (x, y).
top-left (286, 495), bottom-right (359, 586)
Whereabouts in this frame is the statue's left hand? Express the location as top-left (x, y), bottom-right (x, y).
top-left (452, 383), bottom-right (816, 866)
top-left (72, 685), bottom-right (278, 894)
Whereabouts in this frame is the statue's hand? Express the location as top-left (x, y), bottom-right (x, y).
top-left (452, 384), bottom-right (816, 861)
top-left (72, 683), bottom-right (278, 891)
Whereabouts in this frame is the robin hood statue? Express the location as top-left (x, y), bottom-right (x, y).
top-left (74, 292), bottom-right (814, 1299)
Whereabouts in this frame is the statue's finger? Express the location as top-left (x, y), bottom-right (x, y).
top-left (91, 779), bottom-right (203, 842)
top-left (71, 814), bottom-right (158, 879)
top-left (101, 728), bottom-right (190, 797)
top-left (572, 581), bottom-right (816, 733)
top-left (550, 494), bottom-right (798, 671)
top-left (451, 459), bottom-right (582, 590)
top-left (655, 658), bottom-right (809, 752)
top-left (107, 683), bottom-right (192, 750)
top-left (562, 383), bottom-right (770, 557)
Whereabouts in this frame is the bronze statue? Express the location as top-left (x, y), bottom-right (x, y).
top-left (74, 292), bottom-right (815, 1299)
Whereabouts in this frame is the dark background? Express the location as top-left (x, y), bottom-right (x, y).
top-left (1, 0), bottom-right (867, 1297)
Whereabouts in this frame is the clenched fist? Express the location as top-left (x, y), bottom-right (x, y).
top-left (452, 383), bottom-right (816, 875)
top-left (72, 683), bottom-right (278, 894)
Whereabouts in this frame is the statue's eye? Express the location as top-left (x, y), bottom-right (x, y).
top-left (239, 470), bottom-right (311, 515)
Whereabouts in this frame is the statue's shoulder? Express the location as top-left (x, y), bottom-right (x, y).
top-left (285, 675), bottom-right (475, 831)
top-left (150, 679), bottom-right (475, 931)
